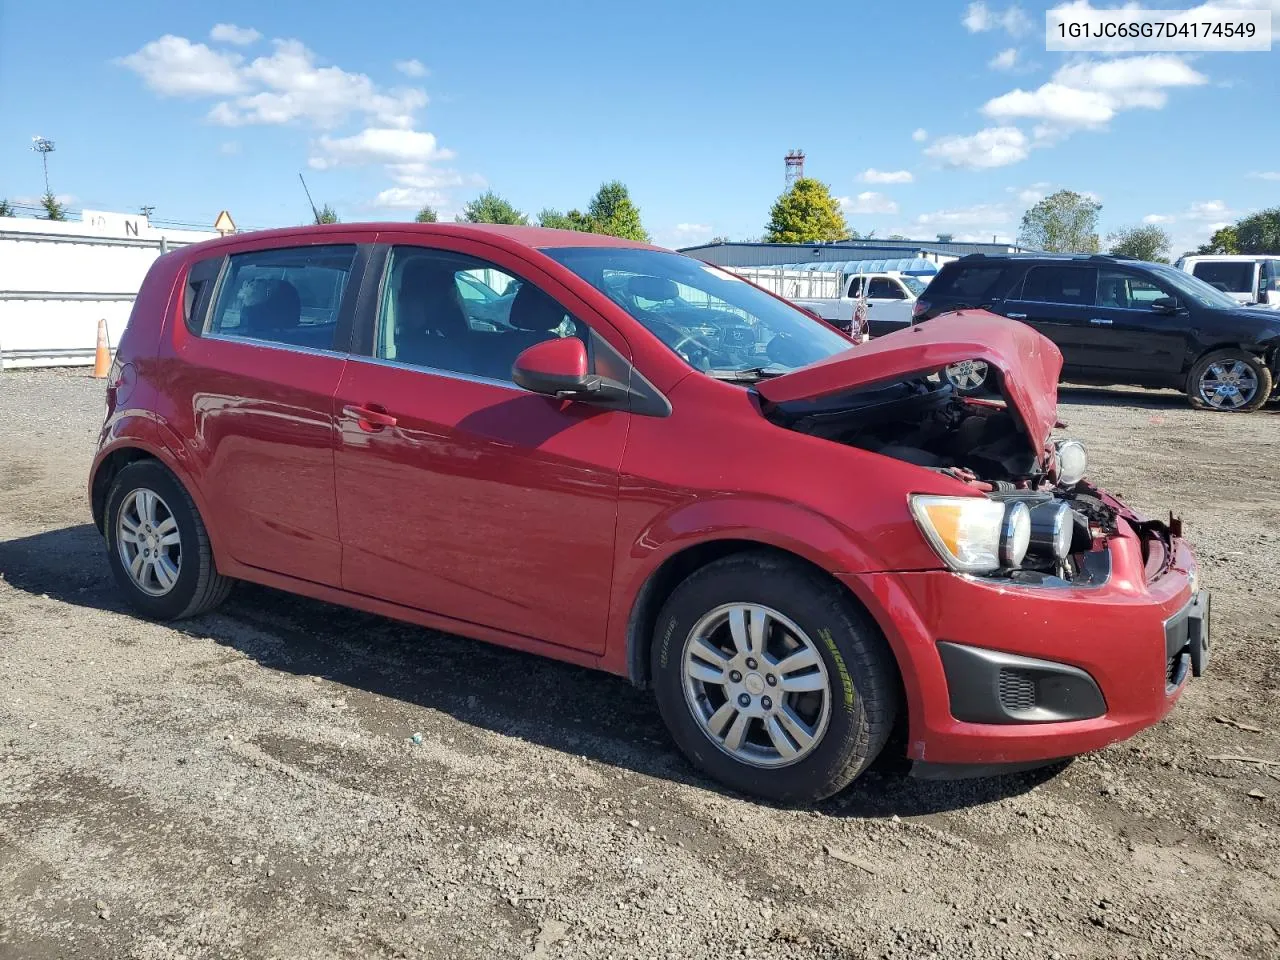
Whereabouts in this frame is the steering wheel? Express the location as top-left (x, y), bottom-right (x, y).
top-left (647, 318), bottom-right (714, 367)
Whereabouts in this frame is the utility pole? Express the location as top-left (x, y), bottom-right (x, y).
top-left (32, 137), bottom-right (55, 194)
top-left (140, 205), bottom-right (155, 218)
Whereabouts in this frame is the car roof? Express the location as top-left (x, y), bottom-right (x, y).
top-left (175, 221), bottom-right (664, 259)
top-left (1179, 254), bottom-right (1279, 262)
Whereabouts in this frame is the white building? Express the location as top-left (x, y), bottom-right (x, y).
top-left (0, 210), bottom-right (221, 368)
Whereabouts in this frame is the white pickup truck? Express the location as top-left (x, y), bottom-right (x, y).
top-left (728, 267), bottom-right (926, 338)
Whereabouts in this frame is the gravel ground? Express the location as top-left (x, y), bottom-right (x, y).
top-left (1, 368), bottom-right (1278, 960)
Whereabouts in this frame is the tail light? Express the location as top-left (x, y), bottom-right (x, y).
top-left (912, 298), bottom-right (930, 320)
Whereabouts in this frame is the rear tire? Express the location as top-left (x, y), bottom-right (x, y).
top-left (943, 359), bottom-right (990, 395)
top-left (650, 551), bottom-right (899, 803)
top-left (104, 460), bottom-right (233, 620)
top-left (1186, 349), bottom-right (1271, 412)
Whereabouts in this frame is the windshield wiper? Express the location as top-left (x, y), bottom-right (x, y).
top-left (705, 366), bottom-right (788, 383)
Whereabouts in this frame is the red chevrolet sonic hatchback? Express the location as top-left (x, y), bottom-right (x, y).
top-left (90, 224), bottom-right (1210, 802)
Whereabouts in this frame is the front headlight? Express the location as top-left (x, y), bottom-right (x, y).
top-left (910, 495), bottom-right (1030, 574)
top-left (1055, 439), bottom-right (1088, 486)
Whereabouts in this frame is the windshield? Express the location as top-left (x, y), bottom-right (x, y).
top-left (545, 247), bottom-right (854, 378)
top-left (1148, 263), bottom-right (1242, 310)
top-left (901, 276), bottom-right (927, 296)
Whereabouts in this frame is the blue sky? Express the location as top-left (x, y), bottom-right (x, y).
top-left (1, 0), bottom-right (1277, 252)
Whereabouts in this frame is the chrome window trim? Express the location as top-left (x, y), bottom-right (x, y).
top-left (344, 352), bottom-right (524, 393)
top-left (202, 331), bottom-right (347, 360)
top-left (1006, 298), bottom-right (1177, 315)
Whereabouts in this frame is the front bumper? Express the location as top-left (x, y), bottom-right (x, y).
top-left (841, 506), bottom-right (1205, 770)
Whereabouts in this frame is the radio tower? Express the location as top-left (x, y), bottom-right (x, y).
top-left (784, 149), bottom-right (805, 189)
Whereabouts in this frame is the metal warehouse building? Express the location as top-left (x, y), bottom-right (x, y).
top-left (677, 238), bottom-right (1030, 269)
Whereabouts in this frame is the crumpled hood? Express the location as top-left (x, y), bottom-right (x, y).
top-left (756, 310), bottom-right (1063, 459)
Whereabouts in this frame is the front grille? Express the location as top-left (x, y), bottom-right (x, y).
top-left (997, 669), bottom-right (1037, 713)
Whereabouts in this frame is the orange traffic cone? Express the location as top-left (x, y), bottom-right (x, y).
top-left (92, 319), bottom-right (111, 378)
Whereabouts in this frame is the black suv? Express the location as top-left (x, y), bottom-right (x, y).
top-left (914, 253), bottom-right (1280, 412)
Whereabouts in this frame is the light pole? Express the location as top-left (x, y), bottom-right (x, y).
top-left (32, 136), bottom-right (55, 195)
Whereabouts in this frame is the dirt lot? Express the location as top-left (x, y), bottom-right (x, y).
top-left (1, 368), bottom-right (1278, 960)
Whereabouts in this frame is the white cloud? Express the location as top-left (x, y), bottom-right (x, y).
top-left (859, 168), bottom-right (914, 184)
top-left (989, 47), bottom-right (1019, 70)
top-left (218, 140), bottom-right (241, 155)
top-left (1187, 200), bottom-right (1233, 220)
top-left (117, 36), bottom-right (247, 96)
top-left (911, 128), bottom-right (928, 142)
top-left (309, 127), bottom-right (449, 168)
top-left (210, 24), bottom-right (261, 45)
top-left (978, 54), bottom-right (1207, 153)
top-left (984, 83), bottom-right (1115, 127)
top-left (374, 186), bottom-right (450, 209)
top-left (1143, 213), bottom-right (1175, 224)
top-left (395, 59), bottom-right (428, 78)
top-left (963, 2), bottom-right (1031, 35)
top-left (840, 192), bottom-right (899, 215)
top-left (209, 39), bottom-right (427, 128)
top-left (924, 126), bottom-right (1029, 169)
top-left (1008, 181), bottom-right (1053, 204)
top-left (674, 223), bottom-right (711, 234)
top-left (1249, 171), bottom-right (1280, 181)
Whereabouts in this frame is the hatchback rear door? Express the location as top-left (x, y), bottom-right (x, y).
top-left (166, 236), bottom-right (369, 586)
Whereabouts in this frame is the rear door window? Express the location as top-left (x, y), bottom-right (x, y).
top-left (1018, 265), bottom-right (1098, 306)
top-left (207, 245), bottom-right (357, 351)
top-left (1191, 261), bottom-right (1255, 294)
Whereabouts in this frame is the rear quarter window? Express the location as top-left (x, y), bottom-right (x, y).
top-left (925, 264), bottom-right (1010, 301)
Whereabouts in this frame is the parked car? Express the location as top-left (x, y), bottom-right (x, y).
top-left (90, 225), bottom-right (1208, 802)
top-left (915, 253), bottom-right (1280, 411)
top-left (1174, 254), bottom-right (1280, 309)
top-left (729, 266), bottom-right (923, 338)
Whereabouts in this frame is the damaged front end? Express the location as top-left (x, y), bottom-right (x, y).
top-left (755, 312), bottom-right (1176, 588)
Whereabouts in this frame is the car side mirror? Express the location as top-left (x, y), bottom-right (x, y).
top-left (1150, 296), bottom-right (1178, 314)
top-left (512, 337), bottom-right (627, 404)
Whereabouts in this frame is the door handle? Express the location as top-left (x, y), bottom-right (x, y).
top-left (1005, 312), bottom-right (1027, 319)
top-left (343, 404), bottom-right (398, 431)
top-left (1089, 317), bottom-right (1114, 326)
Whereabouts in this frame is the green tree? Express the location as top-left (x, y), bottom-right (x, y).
top-left (414, 205), bottom-right (438, 223)
top-left (456, 190), bottom-right (528, 225)
top-left (1197, 225), bottom-right (1240, 255)
top-left (0, 198), bottom-right (13, 217)
top-left (585, 181), bottom-right (649, 241)
top-left (1234, 207), bottom-right (1280, 254)
top-left (1106, 224), bottom-right (1172, 262)
top-left (538, 208), bottom-right (591, 231)
top-left (1017, 190), bottom-right (1101, 253)
top-left (314, 204), bottom-right (339, 224)
top-left (40, 192), bottom-right (66, 221)
top-left (764, 177), bottom-right (847, 243)
top-left (709, 234), bottom-right (729, 243)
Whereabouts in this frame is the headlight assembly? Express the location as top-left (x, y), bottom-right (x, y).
top-left (1055, 439), bottom-right (1088, 487)
top-left (910, 495), bottom-right (1030, 574)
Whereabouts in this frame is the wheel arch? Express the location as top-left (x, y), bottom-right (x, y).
top-left (91, 445), bottom-right (161, 533)
top-left (623, 538), bottom-right (903, 697)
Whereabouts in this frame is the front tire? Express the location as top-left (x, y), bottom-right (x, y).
top-left (1186, 349), bottom-right (1272, 412)
top-left (651, 551), bottom-right (899, 803)
top-left (104, 460), bottom-right (233, 620)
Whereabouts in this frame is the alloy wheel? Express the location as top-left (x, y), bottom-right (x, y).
top-left (681, 603), bottom-right (832, 768)
top-left (116, 488), bottom-right (182, 596)
top-left (1198, 360), bottom-right (1259, 410)
top-left (944, 359), bottom-right (989, 391)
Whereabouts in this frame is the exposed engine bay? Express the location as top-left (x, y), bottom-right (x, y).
top-left (761, 371), bottom-right (1143, 586)
top-left (762, 371), bottom-right (1043, 482)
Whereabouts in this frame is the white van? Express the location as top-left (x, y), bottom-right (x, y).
top-left (1174, 255), bottom-right (1280, 309)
